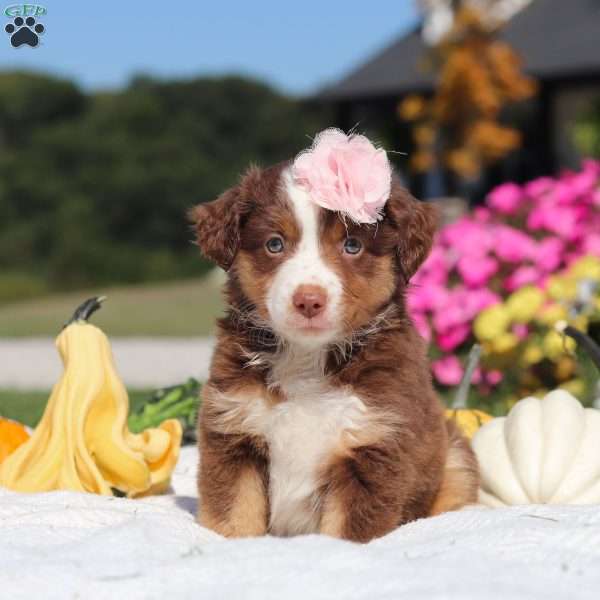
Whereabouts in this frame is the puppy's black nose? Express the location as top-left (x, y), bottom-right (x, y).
top-left (292, 285), bottom-right (327, 319)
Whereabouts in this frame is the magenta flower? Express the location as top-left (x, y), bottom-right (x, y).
top-left (527, 202), bottom-right (582, 240)
top-left (486, 370), bottom-right (503, 386)
top-left (494, 225), bottom-right (537, 263)
top-left (456, 254), bottom-right (498, 287)
top-left (512, 323), bottom-right (529, 340)
top-left (504, 266), bottom-right (541, 292)
top-left (533, 237), bottom-right (564, 272)
top-left (407, 159), bottom-right (599, 394)
top-left (440, 218), bottom-right (494, 256)
top-left (581, 233), bottom-right (600, 256)
top-left (431, 355), bottom-right (464, 386)
top-left (407, 282), bottom-right (448, 313)
top-left (524, 176), bottom-right (554, 200)
top-left (462, 288), bottom-right (501, 317)
top-left (436, 324), bottom-right (470, 352)
top-left (412, 311), bottom-right (431, 343)
top-left (487, 182), bottom-right (524, 215)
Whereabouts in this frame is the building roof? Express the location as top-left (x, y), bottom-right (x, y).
top-left (321, 0), bottom-right (600, 101)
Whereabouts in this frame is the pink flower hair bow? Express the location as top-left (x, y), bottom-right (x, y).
top-left (292, 128), bottom-right (392, 224)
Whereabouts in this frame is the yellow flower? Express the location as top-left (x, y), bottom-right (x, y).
top-left (474, 304), bottom-right (511, 342)
top-left (492, 332), bottom-right (519, 354)
top-left (554, 357), bottom-right (576, 380)
top-left (560, 379), bottom-right (585, 399)
top-left (521, 342), bottom-right (543, 365)
top-left (543, 330), bottom-right (576, 360)
top-left (546, 275), bottom-right (578, 302)
top-left (536, 303), bottom-right (567, 326)
top-left (569, 255), bottom-right (600, 281)
top-left (506, 286), bottom-right (545, 323)
top-left (571, 314), bottom-right (589, 332)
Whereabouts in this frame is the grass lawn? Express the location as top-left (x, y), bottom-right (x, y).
top-left (0, 274), bottom-right (225, 337)
top-left (0, 389), bottom-right (153, 427)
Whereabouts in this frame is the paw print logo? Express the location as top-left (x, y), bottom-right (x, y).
top-left (5, 16), bottom-right (45, 47)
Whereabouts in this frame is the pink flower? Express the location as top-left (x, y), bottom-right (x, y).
top-left (431, 355), bottom-right (464, 386)
top-left (504, 266), bottom-right (540, 291)
top-left (527, 203), bottom-right (584, 240)
top-left (473, 207), bottom-right (492, 222)
top-left (533, 237), bottom-right (564, 272)
top-left (487, 182), bottom-right (524, 215)
top-left (462, 288), bottom-right (501, 317)
top-left (412, 311), bottom-right (431, 343)
top-left (494, 225), bottom-right (536, 263)
top-left (292, 128), bottom-right (391, 224)
top-left (407, 283), bottom-right (448, 313)
top-left (512, 323), bottom-right (529, 340)
top-left (417, 246), bottom-right (449, 285)
top-left (457, 254), bottom-right (498, 287)
top-left (525, 176), bottom-right (554, 200)
top-left (486, 370), bottom-right (503, 386)
top-left (436, 324), bottom-right (470, 352)
top-left (580, 233), bottom-right (600, 256)
top-left (441, 218), bottom-right (493, 255)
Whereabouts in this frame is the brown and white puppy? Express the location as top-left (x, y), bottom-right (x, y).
top-left (190, 162), bottom-right (478, 543)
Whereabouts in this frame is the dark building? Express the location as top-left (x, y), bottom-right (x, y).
top-left (320, 0), bottom-right (600, 200)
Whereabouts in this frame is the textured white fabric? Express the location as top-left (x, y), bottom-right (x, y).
top-left (2, 446), bottom-right (600, 599)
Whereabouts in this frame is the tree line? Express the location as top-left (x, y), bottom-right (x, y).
top-left (0, 71), bottom-right (328, 300)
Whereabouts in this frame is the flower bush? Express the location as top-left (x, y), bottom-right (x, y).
top-left (409, 160), bottom-right (600, 413)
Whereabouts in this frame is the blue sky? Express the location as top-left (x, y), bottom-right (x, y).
top-left (0, 1), bottom-right (419, 95)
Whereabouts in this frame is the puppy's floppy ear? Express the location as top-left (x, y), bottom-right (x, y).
top-left (385, 182), bottom-right (439, 282)
top-left (189, 186), bottom-right (250, 271)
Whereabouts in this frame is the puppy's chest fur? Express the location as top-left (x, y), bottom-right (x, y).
top-left (239, 357), bottom-right (368, 535)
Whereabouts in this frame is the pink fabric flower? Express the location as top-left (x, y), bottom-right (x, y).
top-left (292, 128), bottom-right (392, 224)
top-left (431, 355), bottom-right (464, 386)
top-left (487, 182), bottom-right (524, 215)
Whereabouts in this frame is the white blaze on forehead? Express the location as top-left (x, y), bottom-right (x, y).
top-left (265, 168), bottom-right (343, 345)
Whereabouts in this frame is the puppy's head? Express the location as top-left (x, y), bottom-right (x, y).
top-left (190, 163), bottom-right (437, 348)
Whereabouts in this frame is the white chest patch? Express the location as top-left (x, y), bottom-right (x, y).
top-left (263, 384), bottom-right (366, 536)
top-left (231, 355), bottom-right (368, 535)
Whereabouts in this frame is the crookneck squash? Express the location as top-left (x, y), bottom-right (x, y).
top-left (0, 297), bottom-right (182, 497)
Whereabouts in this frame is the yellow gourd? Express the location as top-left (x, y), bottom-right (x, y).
top-left (445, 408), bottom-right (493, 439)
top-left (0, 418), bottom-right (30, 464)
top-left (0, 297), bottom-right (182, 497)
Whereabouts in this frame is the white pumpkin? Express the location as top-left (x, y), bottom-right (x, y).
top-left (473, 390), bottom-right (600, 506)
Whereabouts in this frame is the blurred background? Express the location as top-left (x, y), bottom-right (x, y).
top-left (0, 0), bottom-right (599, 429)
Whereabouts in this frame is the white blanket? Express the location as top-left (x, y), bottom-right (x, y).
top-left (2, 447), bottom-right (600, 599)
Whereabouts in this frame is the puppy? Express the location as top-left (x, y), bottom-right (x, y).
top-left (190, 161), bottom-right (479, 543)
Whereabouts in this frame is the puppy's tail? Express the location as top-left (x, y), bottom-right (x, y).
top-left (429, 419), bottom-right (480, 516)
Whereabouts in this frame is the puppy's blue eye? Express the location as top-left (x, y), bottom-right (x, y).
top-left (343, 237), bottom-right (362, 255)
top-left (266, 236), bottom-right (284, 254)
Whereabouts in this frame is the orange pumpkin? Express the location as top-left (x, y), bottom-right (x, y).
top-left (0, 418), bottom-right (30, 464)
